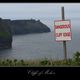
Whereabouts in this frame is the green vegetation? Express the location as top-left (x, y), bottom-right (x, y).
top-left (0, 51), bottom-right (80, 67)
top-left (0, 31), bottom-right (10, 38)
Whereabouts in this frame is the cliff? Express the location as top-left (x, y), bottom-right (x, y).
top-left (0, 18), bottom-right (51, 49)
top-left (0, 18), bottom-right (12, 49)
top-left (10, 19), bottom-right (51, 35)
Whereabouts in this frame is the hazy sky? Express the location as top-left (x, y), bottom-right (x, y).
top-left (0, 3), bottom-right (80, 31)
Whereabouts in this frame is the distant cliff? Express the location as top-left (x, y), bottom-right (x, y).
top-left (0, 18), bottom-right (51, 49)
top-left (2, 19), bottom-right (51, 35)
top-left (10, 19), bottom-right (51, 35)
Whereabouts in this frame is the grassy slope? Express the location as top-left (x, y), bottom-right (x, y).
top-left (0, 51), bottom-right (80, 67)
top-left (0, 58), bottom-right (79, 67)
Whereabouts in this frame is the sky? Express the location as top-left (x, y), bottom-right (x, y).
top-left (0, 3), bottom-right (80, 31)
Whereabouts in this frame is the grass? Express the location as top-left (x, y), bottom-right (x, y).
top-left (0, 58), bottom-right (78, 67)
top-left (0, 51), bottom-right (80, 67)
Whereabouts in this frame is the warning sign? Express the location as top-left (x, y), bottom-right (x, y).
top-left (54, 20), bottom-right (71, 41)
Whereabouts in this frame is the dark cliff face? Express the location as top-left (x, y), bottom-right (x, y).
top-left (0, 18), bottom-right (12, 49)
top-left (10, 19), bottom-right (51, 35)
top-left (0, 18), bottom-right (50, 49)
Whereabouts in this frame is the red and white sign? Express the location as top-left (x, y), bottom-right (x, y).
top-left (54, 20), bottom-right (71, 41)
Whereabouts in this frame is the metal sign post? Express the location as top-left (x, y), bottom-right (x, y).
top-left (54, 7), bottom-right (71, 61)
top-left (61, 7), bottom-right (67, 61)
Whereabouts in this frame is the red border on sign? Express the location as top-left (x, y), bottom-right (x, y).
top-left (54, 19), bottom-right (72, 42)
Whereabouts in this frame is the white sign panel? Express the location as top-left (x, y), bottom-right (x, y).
top-left (54, 20), bottom-right (71, 41)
